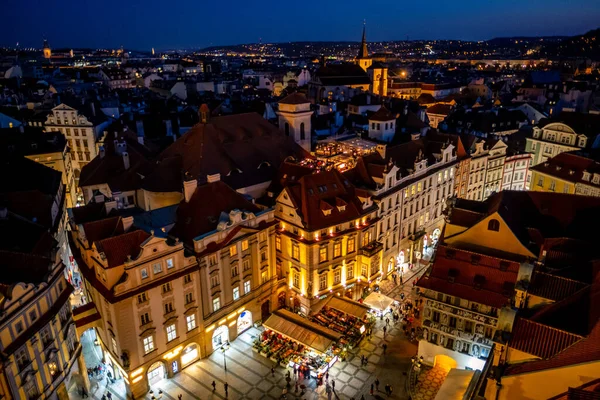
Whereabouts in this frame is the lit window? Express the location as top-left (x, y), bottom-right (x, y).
top-left (166, 324), bottom-right (177, 342)
top-left (229, 246), bottom-right (237, 257)
top-left (319, 246), bottom-right (328, 262)
top-left (347, 237), bottom-right (355, 253)
top-left (141, 268), bottom-right (148, 279)
top-left (143, 336), bottom-right (154, 354)
top-left (259, 231), bottom-right (267, 242)
top-left (166, 258), bottom-right (174, 269)
top-left (347, 265), bottom-right (354, 279)
top-left (241, 240), bottom-right (249, 251)
top-left (212, 297), bottom-right (221, 312)
top-left (293, 272), bottom-right (300, 288)
top-left (333, 242), bottom-right (341, 258)
top-left (111, 337), bottom-right (118, 354)
top-left (262, 271), bottom-right (268, 284)
top-left (276, 235), bottom-right (281, 251)
top-left (319, 274), bottom-right (327, 290)
top-left (186, 314), bottom-right (196, 331)
top-left (292, 242), bottom-right (300, 260)
top-left (334, 270), bottom-right (341, 285)
top-left (244, 280), bottom-right (251, 294)
top-left (233, 287), bottom-right (240, 301)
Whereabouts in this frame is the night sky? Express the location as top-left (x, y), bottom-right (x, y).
top-left (2, 0), bottom-right (600, 50)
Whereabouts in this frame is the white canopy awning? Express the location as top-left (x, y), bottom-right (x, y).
top-left (363, 292), bottom-right (395, 312)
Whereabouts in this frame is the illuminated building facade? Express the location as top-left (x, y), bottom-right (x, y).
top-left (275, 169), bottom-right (380, 311)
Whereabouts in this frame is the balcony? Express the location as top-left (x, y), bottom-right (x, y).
top-left (358, 241), bottom-right (383, 257)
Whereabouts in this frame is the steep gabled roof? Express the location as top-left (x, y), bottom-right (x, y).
top-left (284, 169), bottom-right (376, 231)
top-left (96, 230), bottom-right (151, 268)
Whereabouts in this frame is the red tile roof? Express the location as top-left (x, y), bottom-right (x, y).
top-left (170, 180), bottom-right (260, 246)
top-left (284, 169), bottom-right (376, 231)
top-left (369, 106), bottom-right (395, 122)
top-left (509, 317), bottom-right (583, 359)
top-left (416, 245), bottom-right (519, 308)
top-left (279, 92), bottom-right (310, 105)
top-left (528, 271), bottom-right (588, 302)
top-left (81, 216), bottom-right (125, 245)
top-left (145, 113), bottom-right (308, 192)
top-left (530, 152), bottom-right (600, 188)
top-left (95, 230), bottom-right (151, 268)
top-left (505, 278), bottom-right (600, 376)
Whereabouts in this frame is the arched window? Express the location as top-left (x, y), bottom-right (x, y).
top-left (300, 123), bottom-right (305, 140)
top-left (488, 219), bottom-right (500, 232)
top-left (284, 123), bottom-right (290, 136)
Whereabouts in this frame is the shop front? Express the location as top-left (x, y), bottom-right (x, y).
top-left (310, 296), bottom-right (373, 350)
top-left (147, 361), bottom-right (166, 387)
top-left (181, 343), bottom-right (200, 368)
top-left (237, 311), bottom-right (253, 334)
top-left (212, 325), bottom-right (229, 350)
top-left (257, 309), bottom-right (343, 378)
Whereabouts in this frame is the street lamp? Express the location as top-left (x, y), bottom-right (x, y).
top-left (221, 341), bottom-right (231, 371)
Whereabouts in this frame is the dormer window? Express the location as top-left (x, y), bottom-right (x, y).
top-left (582, 171), bottom-right (591, 181)
top-left (473, 275), bottom-right (486, 290)
top-left (593, 174), bottom-right (600, 185)
top-left (488, 219), bottom-right (500, 232)
top-left (471, 255), bottom-right (481, 265)
top-left (448, 268), bottom-right (459, 283)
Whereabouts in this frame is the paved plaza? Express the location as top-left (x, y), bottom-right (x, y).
top-left (72, 265), bottom-right (430, 400)
top-left (151, 266), bottom-right (428, 400)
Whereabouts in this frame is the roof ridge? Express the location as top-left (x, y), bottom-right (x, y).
top-left (534, 270), bottom-right (588, 285)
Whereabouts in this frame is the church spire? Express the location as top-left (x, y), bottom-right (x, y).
top-left (357, 20), bottom-right (368, 59)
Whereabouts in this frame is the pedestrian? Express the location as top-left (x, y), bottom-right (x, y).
top-left (106, 392), bottom-right (112, 400)
top-left (295, 381), bottom-right (299, 393)
top-left (383, 343), bottom-right (388, 354)
top-left (386, 317), bottom-right (390, 326)
top-left (413, 279), bottom-right (417, 287)
top-left (383, 326), bottom-right (387, 336)
top-left (363, 355), bottom-right (368, 365)
top-left (178, 395), bottom-right (182, 400)
top-left (271, 367), bottom-right (275, 377)
top-left (389, 385), bottom-right (394, 396)
top-left (375, 377), bottom-right (380, 391)
top-left (361, 396), bottom-right (365, 400)
top-left (325, 371), bottom-right (329, 381)
top-left (400, 275), bottom-right (403, 284)
top-left (212, 380), bottom-right (216, 391)
top-left (370, 383), bottom-right (374, 395)
top-left (224, 382), bottom-right (229, 397)
top-left (332, 379), bottom-right (335, 391)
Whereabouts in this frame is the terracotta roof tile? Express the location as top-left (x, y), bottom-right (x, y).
top-left (528, 271), bottom-right (588, 302)
top-left (81, 216), bottom-right (125, 245)
top-left (95, 230), bottom-right (151, 268)
top-left (279, 92), bottom-right (309, 105)
top-left (509, 317), bottom-right (583, 359)
top-left (416, 245), bottom-right (519, 308)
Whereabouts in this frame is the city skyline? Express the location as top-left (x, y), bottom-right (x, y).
top-left (3, 0), bottom-right (600, 50)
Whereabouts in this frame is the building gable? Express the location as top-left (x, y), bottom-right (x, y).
top-left (444, 212), bottom-right (536, 258)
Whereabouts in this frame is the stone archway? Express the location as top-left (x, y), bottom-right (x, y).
top-left (212, 325), bottom-right (229, 350)
top-left (147, 361), bottom-right (167, 387)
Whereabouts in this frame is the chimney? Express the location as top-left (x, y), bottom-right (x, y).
top-left (207, 173), bottom-right (221, 183)
top-left (99, 145), bottom-right (106, 159)
top-left (199, 104), bottom-right (210, 124)
top-left (183, 178), bottom-right (198, 202)
top-left (165, 120), bottom-right (173, 137)
top-left (122, 216), bottom-right (134, 231)
top-left (122, 151), bottom-right (130, 170)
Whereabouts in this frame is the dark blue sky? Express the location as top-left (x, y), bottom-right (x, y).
top-left (2, 0), bottom-right (600, 50)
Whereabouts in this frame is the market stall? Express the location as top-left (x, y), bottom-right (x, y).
top-left (310, 296), bottom-right (373, 349)
top-left (363, 292), bottom-right (396, 316)
top-left (256, 309), bottom-right (342, 378)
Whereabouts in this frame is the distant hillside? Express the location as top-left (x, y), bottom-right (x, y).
top-left (539, 28), bottom-right (600, 59)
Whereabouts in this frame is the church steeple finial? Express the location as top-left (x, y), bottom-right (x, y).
top-left (357, 20), bottom-right (368, 59)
